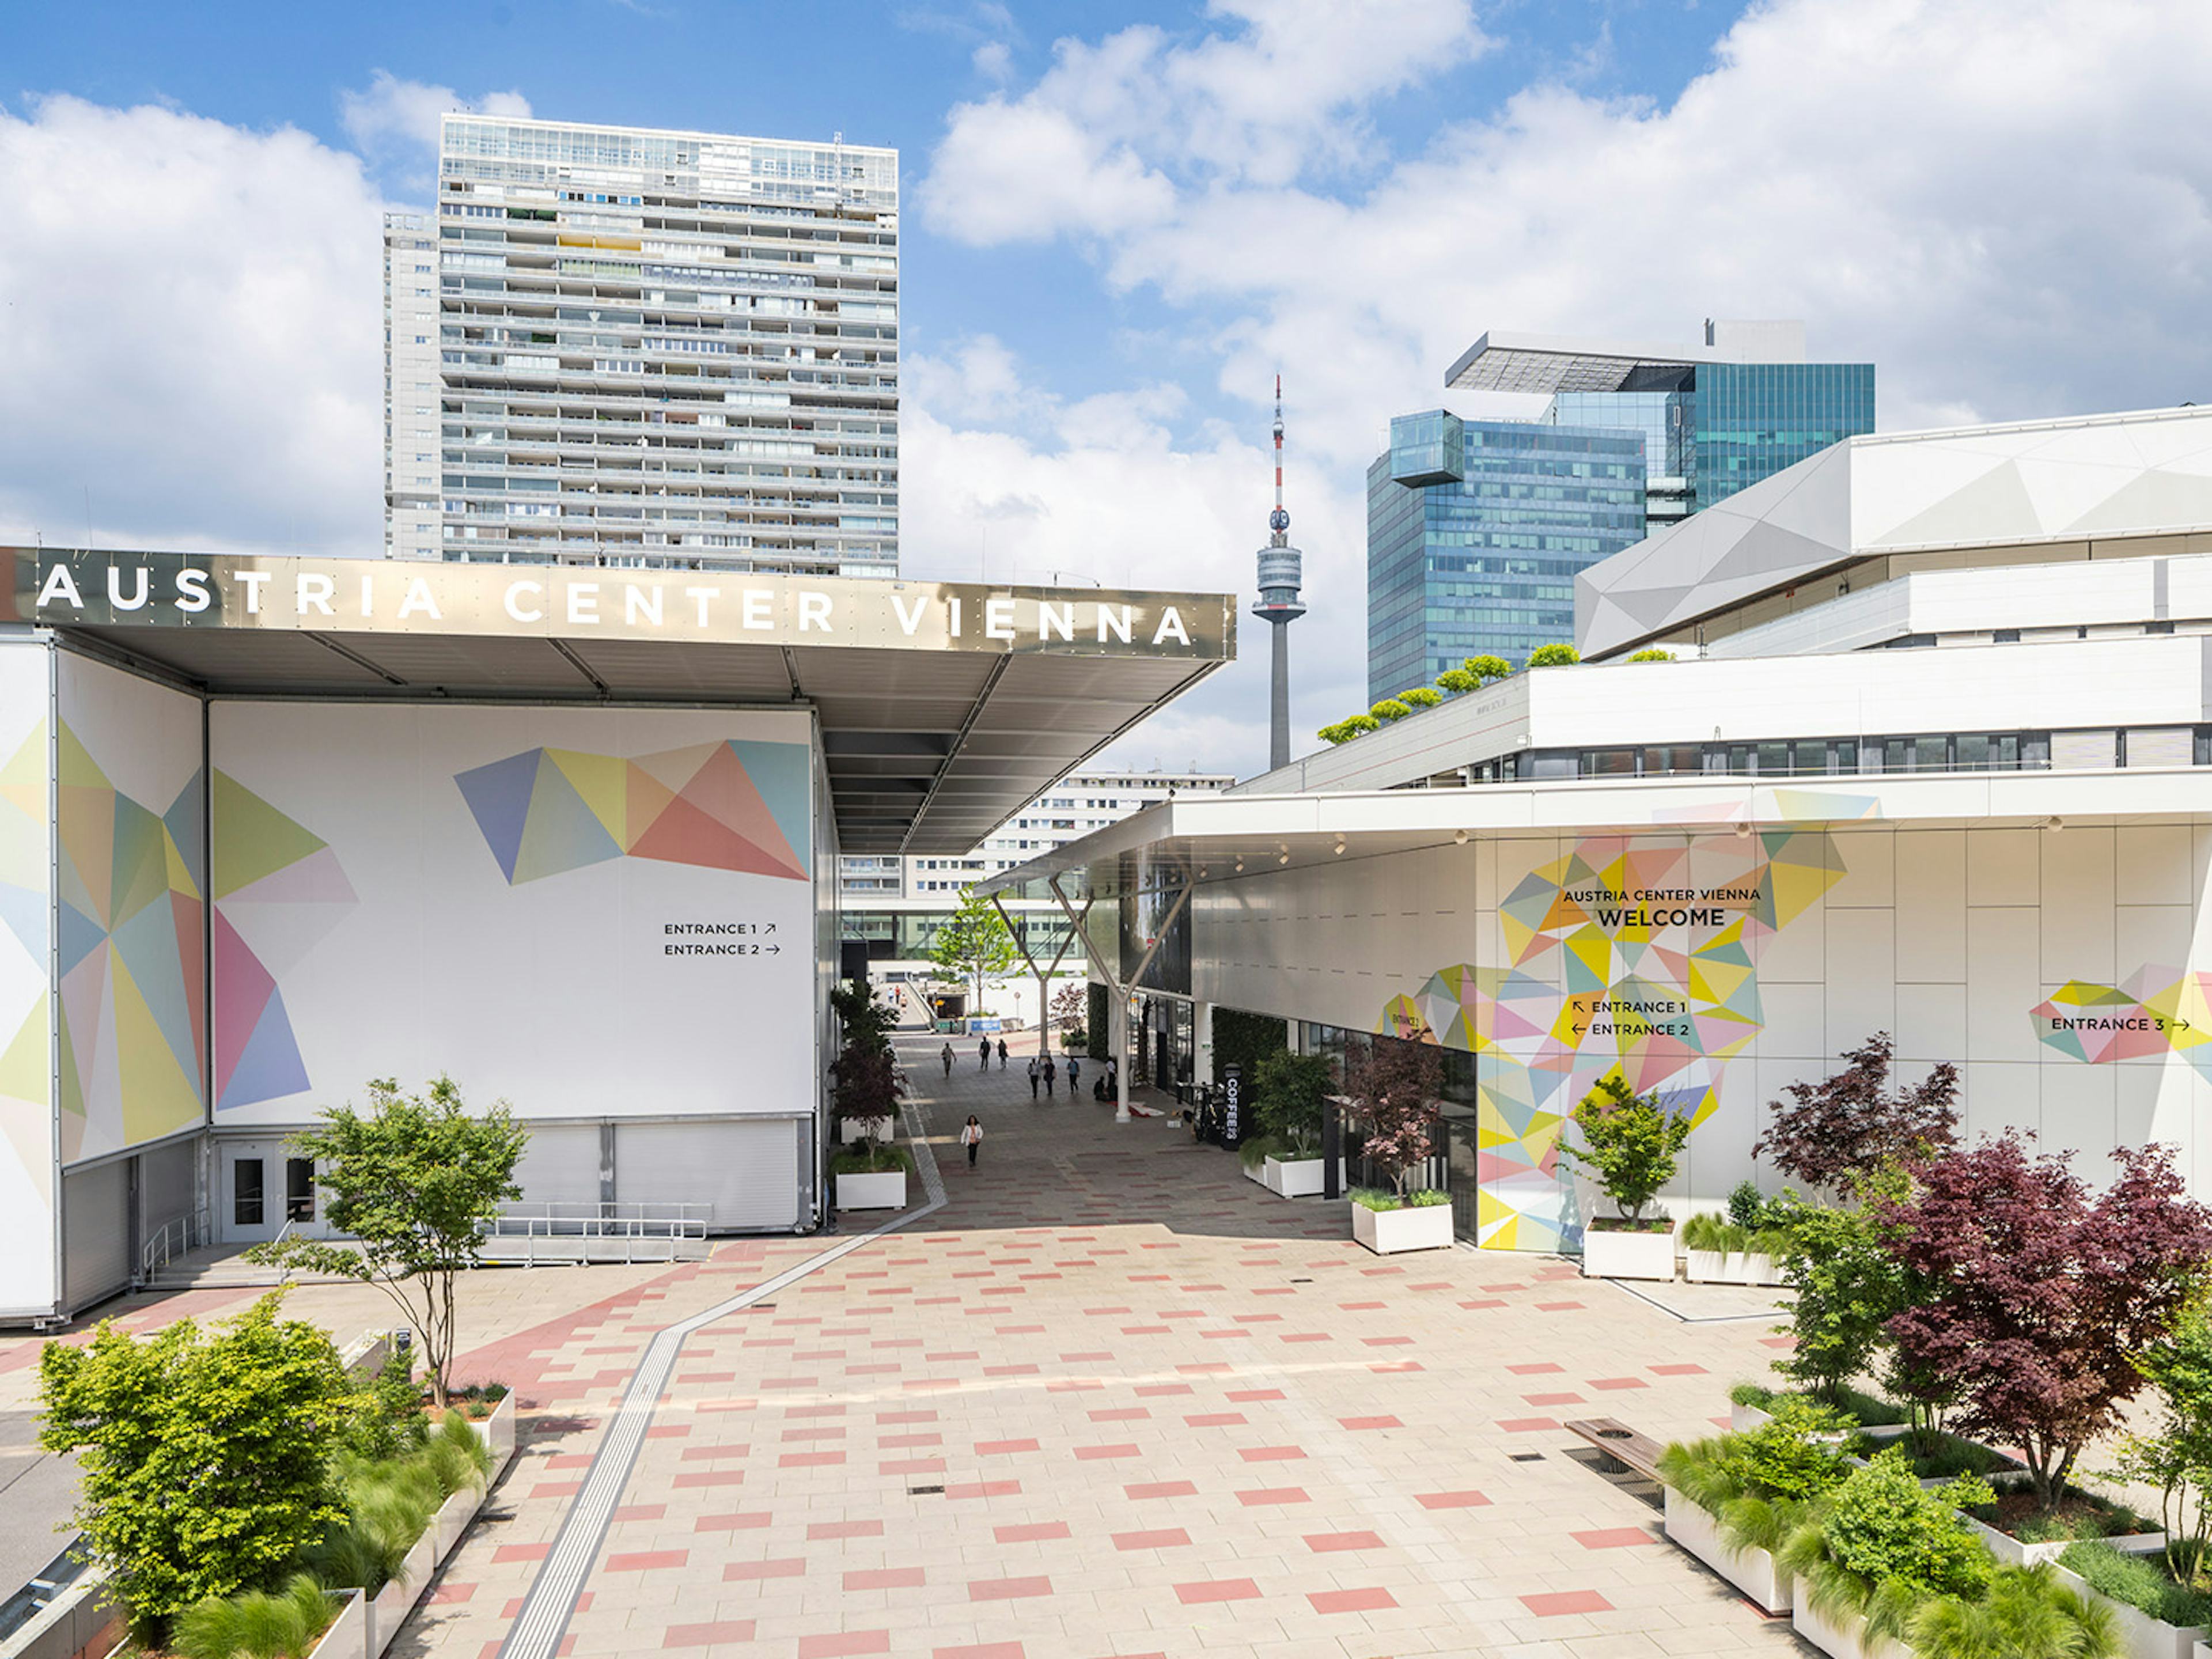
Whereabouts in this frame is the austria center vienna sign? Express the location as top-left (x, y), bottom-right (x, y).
top-left (8, 548), bottom-right (1233, 659)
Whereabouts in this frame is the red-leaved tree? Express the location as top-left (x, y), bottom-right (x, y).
top-left (1753, 1031), bottom-right (1959, 1195)
top-left (1878, 1134), bottom-right (2212, 1508)
top-left (1344, 1036), bottom-right (1443, 1198)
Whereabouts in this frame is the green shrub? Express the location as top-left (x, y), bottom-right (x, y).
top-left (1237, 1133), bottom-right (1280, 1170)
top-left (1907, 1563), bottom-right (2118, 1659)
top-left (1349, 1187), bottom-right (1402, 1211)
top-left (1252, 1050), bottom-right (1332, 1156)
top-left (1626, 647), bottom-right (1676, 663)
top-left (1774, 1195), bottom-right (1908, 1408)
top-left (1784, 1448), bottom-right (1994, 1622)
top-left (1434, 669), bottom-right (1478, 695)
top-left (2059, 1539), bottom-right (2212, 1626)
top-left (1464, 654), bottom-right (1513, 684)
top-left (1370, 698), bottom-right (1412, 723)
top-left (1661, 1397), bottom-right (1855, 1557)
top-left (172, 1574), bottom-right (333, 1659)
top-left (832, 1142), bottom-right (914, 1176)
top-left (1731, 1381), bottom-right (1779, 1409)
top-left (1525, 643), bottom-right (1580, 668)
top-left (1683, 1212), bottom-right (1793, 1255)
top-left (1339, 714), bottom-right (1380, 738)
top-left (1397, 687), bottom-right (1442, 709)
top-left (1406, 1189), bottom-right (1449, 1207)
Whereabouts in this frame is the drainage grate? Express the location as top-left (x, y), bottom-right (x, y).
top-left (1508, 1453), bottom-right (1544, 1463)
top-left (907, 1484), bottom-right (945, 1495)
top-left (1291, 1278), bottom-right (1312, 1284)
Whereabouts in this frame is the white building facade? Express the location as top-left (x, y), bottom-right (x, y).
top-left (384, 115), bottom-right (899, 576)
top-left (988, 406), bottom-right (2212, 1254)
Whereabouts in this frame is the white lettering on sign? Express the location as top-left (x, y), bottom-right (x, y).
top-left (503, 581), bottom-right (544, 623)
top-left (109, 566), bottom-right (150, 611)
top-left (297, 574), bottom-right (335, 617)
top-left (360, 574), bottom-right (374, 616)
top-left (741, 589), bottom-right (774, 631)
top-left (567, 583), bottom-right (600, 626)
top-left (174, 569), bottom-right (211, 613)
top-left (1099, 605), bottom-right (1132, 645)
top-left (625, 585), bottom-right (662, 627)
top-left (798, 592), bottom-right (832, 632)
top-left (234, 571), bottom-right (270, 614)
top-left (1040, 601), bottom-right (1075, 642)
top-left (891, 593), bottom-right (929, 636)
top-left (984, 598), bottom-right (1016, 641)
top-left (37, 565), bottom-right (82, 609)
top-left (685, 586), bottom-right (716, 626)
top-left (398, 578), bottom-right (441, 620)
top-left (1152, 607), bottom-right (1190, 646)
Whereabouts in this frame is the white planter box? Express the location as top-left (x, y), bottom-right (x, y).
top-left (1264, 1156), bottom-right (1340, 1198)
top-left (1581, 1224), bottom-right (1677, 1281)
top-left (1961, 1510), bottom-right (2160, 1567)
top-left (1730, 1400), bottom-right (1775, 1431)
top-left (2055, 1563), bottom-right (2208, 1659)
top-left (836, 1170), bottom-right (908, 1211)
top-left (1241, 1158), bottom-right (1268, 1185)
top-left (1685, 1249), bottom-right (1786, 1285)
top-left (1664, 1488), bottom-right (1789, 1613)
top-left (1792, 1597), bottom-right (1911, 1659)
top-left (310, 1590), bottom-right (369, 1659)
top-left (1351, 1202), bottom-right (1456, 1255)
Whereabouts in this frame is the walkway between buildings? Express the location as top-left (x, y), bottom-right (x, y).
top-left (393, 1039), bottom-right (1802, 1659)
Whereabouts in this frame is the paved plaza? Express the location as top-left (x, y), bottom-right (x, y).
top-left (0, 1035), bottom-right (1808, 1658)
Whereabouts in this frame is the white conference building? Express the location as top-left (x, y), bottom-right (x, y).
top-left (986, 405), bottom-right (2212, 1255)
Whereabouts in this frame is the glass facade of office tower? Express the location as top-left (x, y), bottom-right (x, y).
top-left (385, 115), bottom-right (900, 575)
top-left (1367, 416), bottom-right (1644, 703)
top-left (1687, 361), bottom-right (1875, 508)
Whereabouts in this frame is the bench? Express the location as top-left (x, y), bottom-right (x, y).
top-left (1564, 1417), bottom-right (1666, 1484)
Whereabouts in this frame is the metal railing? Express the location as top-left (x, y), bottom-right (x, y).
top-left (486, 1202), bottom-right (712, 1266)
top-left (139, 1207), bottom-right (210, 1283)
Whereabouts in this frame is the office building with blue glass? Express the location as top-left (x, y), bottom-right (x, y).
top-left (1368, 321), bottom-right (1873, 699)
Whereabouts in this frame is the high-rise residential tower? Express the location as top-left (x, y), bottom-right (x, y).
top-left (384, 114), bottom-right (899, 575)
top-left (1366, 321), bottom-right (1873, 699)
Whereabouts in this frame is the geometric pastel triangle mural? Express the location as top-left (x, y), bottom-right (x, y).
top-left (29, 724), bottom-right (213, 1161)
top-left (1376, 830), bottom-right (1844, 1253)
top-left (2034, 965), bottom-right (2212, 1080)
top-left (454, 738), bottom-right (810, 885)
top-left (211, 771), bottom-right (357, 1112)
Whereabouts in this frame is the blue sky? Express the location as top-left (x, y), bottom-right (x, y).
top-left (3, 1), bottom-right (2209, 775)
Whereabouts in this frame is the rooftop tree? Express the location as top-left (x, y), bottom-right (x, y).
top-left (1464, 654), bottom-right (1513, 684)
top-left (1370, 698), bottom-right (1413, 724)
top-left (1878, 1134), bottom-right (2212, 1509)
top-left (1525, 643), bottom-right (1581, 667)
top-left (1397, 687), bottom-right (1443, 710)
top-left (1753, 1032), bottom-right (1959, 1197)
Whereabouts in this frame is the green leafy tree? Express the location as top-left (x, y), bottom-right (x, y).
top-left (248, 1078), bottom-right (527, 1408)
top-left (830, 978), bottom-right (896, 1053)
top-left (1338, 713), bottom-right (1380, 738)
top-left (38, 1293), bottom-right (354, 1641)
top-left (1434, 668), bottom-right (1478, 695)
top-left (1627, 647), bottom-right (1677, 662)
top-left (1317, 721), bottom-right (1346, 745)
top-left (929, 885), bottom-right (1018, 1010)
top-left (2116, 1297), bottom-right (2212, 1588)
top-left (1563, 1073), bottom-right (1691, 1224)
top-left (1525, 642), bottom-right (1581, 668)
top-left (1464, 654), bottom-right (1513, 684)
top-left (1774, 1194), bottom-right (1908, 1407)
top-left (1252, 1050), bottom-right (1334, 1157)
top-left (1369, 698), bottom-right (1412, 723)
top-left (1397, 686), bottom-right (1443, 709)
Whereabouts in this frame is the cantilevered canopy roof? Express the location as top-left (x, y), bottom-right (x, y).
top-left (1443, 330), bottom-right (1715, 395)
top-left (3, 548), bottom-right (1234, 857)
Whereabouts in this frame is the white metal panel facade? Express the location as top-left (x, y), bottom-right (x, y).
top-left (617, 1119), bottom-right (801, 1230)
top-left (61, 1159), bottom-right (130, 1313)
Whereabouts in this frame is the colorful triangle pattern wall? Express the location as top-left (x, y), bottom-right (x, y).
top-left (210, 771), bottom-right (357, 1112)
top-left (454, 739), bottom-right (810, 885)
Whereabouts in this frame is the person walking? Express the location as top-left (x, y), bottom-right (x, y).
top-left (1067, 1055), bottom-right (1080, 1094)
top-left (978, 1036), bottom-right (990, 1071)
top-left (941, 1041), bottom-right (955, 1078)
top-left (1042, 1054), bottom-right (1057, 1097)
top-left (960, 1115), bottom-right (983, 1166)
top-left (997, 1037), bottom-right (1009, 1070)
top-left (1027, 1054), bottom-right (1040, 1100)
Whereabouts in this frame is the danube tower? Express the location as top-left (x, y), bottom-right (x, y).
top-left (1253, 376), bottom-right (1307, 771)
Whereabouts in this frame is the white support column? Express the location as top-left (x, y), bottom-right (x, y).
top-left (1193, 1001), bottom-right (1214, 1087)
top-left (1111, 993), bottom-right (1132, 1125)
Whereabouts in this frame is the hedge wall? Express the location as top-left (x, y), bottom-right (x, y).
top-left (1211, 1007), bottom-right (1289, 1086)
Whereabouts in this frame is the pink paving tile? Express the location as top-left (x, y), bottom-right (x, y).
top-left (613, 1504), bottom-right (667, 1522)
top-left (681, 1444), bottom-right (753, 1460)
top-left (1497, 1416), bottom-right (1561, 1433)
top-left (1237, 1445), bottom-right (1305, 1461)
top-left (672, 1469), bottom-right (748, 1488)
top-left (798, 1635), bottom-right (890, 1659)
top-left (969, 1575), bottom-right (1054, 1601)
top-left (994, 1521), bottom-right (1071, 1543)
top-left (1134, 1383), bottom-right (1194, 1397)
top-left (934, 1646), bottom-right (1025, 1659)
top-left (1650, 1362), bottom-right (1709, 1375)
top-left (844, 1567), bottom-right (926, 1590)
top-left (1075, 1443), bottom-right (1141, 1460)
top-left (1524, 1393), bottom-right (1585, 1406)
top-left (780, 1450), bottom-right (846, 1468)
top-left (809, 1519), bottom-right (884, 1540)
top-left (1235, 1487), bottom-right (1310, 1506)
top-left (976, 1438), bottom-right (1039, 1455)
top-left (1125, 1480), bottom-right (1198, 1500)
top-left (1521, 1590), bottom-right (1614, 1617)
top-left (724, 1558), bottom-right (808, 1581)
top-left (1090, 1407), bottom-right (1149, 1422)
top-left (427, 1582), bottom-right (476, 1605)
top-left (1227, 1388), bottom-right (1286, 1402)
top-left (695, 1512), bottom-right (772, 1531)
top-left (1304, 1531), bottom-right (1385, 1552)
top-left (1574, 1527), bottom-right (1661, 1549)
top-left (1338, 1415), bottom-right (1402, 1430)
top-left (1459, 1297), bottom-right (1507, 1310)
top-left (1309, 1587), bottom-right (1397, 1613)
top-left (1507, 1362), bottom-right (1563, 1374)
top-left (530, 1482), bottom-right (583, 1499)
top-left (664, 1620), bottom-right (756, 1647)
top-left (945, 1480), bottom-right (1021, 1499)
top-left (605, 1550), bottom-right (687, 1572)
top-left (1184, 1412), bottom-right (1245, 1427)
top-left (1590, 1376), bottom-right (1649, 1391)
top-left (1112, 1528), bottom-right (1191, 1550)
top-left (1414, 1490), bottom-right (1491, 1509)
top-left (1536, 1300), bottom-right (1586, 1312)
top-left (494, 1543), bottom-right (552, 1563)
top-left (880, 1458), bottom-right (946, 1475)
top-left (1175, 1578), bottom-right (1261, 1605)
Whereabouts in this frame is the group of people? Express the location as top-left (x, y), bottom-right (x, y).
top-left (938, 1036), bottom-right (1105, 1103)
top-left (1025, 1051), bottom-right (1072, 1098)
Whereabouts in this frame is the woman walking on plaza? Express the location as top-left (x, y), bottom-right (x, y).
top-left (960, 1115), bottom-right (983, 1166)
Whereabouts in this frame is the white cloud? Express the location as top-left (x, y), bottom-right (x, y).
top-left (339, 70), bottom-right (531, 156)
top-left (0, 96), bottom-right (385, 556)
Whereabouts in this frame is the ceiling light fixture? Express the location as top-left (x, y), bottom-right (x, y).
top-left (1234, 858), bottom-right (1244, 873)
top-left (2047, 815), bottom-right (2065, 834)
top-left (1333, 839), bottom-right (1346, 855)
top-left (1735, 821), bottom-right (1753, 838)
top-left (1278, 853), bottom-right (1290, 865)
top-left (1453, 829), bottom-right (1469, 846)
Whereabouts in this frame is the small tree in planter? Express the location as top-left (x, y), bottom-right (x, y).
top-left (1251, 1050), bottom-right (1337, 1196)
top-left (2115, 1297), bottom-right (2212, 1590)
top-left (1753, 1032), bottom-right (1959, 1198)
top-left (1772, 1184), bottom-right (1910, 1413)
top-left (1565, 1074), bottom-right (1690, 1278)
top-left (1880, 1134), bottom-right (2212, 1510)
top-left (832, 1040), bottom-right (907, 1171)
top-left (1343, 1037), bottom-right (1449, 1252)
top-left (1049, 980), bottom-right (1088, 1052)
